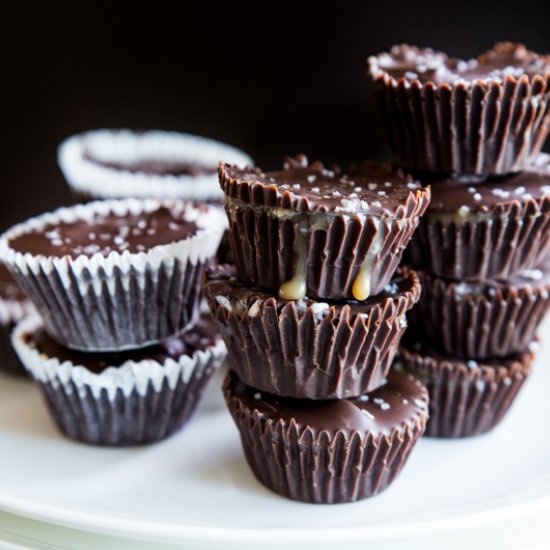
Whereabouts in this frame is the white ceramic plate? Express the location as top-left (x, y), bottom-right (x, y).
top-left (0, 323), bottom-right (550, 549)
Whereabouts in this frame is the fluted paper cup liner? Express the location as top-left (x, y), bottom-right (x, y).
top-left (12, 315), bottom-right (227, 446)
top-left (0, 198), bottom-right (226, 351)
top-left (223, 371), bottom-right (428, 504)
top-left (408, 268), bottom-right (550, 359)
top-left (58, 129), bottom-right (252, 202)
top-left (396, 343), bottom-right (534, 438)
top-left (405, 195), bottom-right (550, 280)
top-left (369, 43), bottom-right (550, 176)
top-left (204, 265), bottom-right (421, 399)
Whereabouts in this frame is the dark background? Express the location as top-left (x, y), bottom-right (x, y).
top-left (2, 1), bottom-right (549, 230)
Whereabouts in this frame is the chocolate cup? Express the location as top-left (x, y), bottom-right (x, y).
top-left (223, 371), bottom-right (428, 504)
top-left (220, 160), bottom-right (430, 301)
top-left (405, 198), bottom-right (550, 280)
top-left (12, 315), bottom-right (227, 446)
top-left (369, 52), bottom-right (550, 176)
top-left (396, 344), bottom-right (533, 438)
top-left (408, 270), bottom-right (550, 359)
top-left (204, 265), bottom-right (421, 399)
top-left (225, 204), bottom-right (425, 301)
top-left (0, 199), bottom-right (225, 351)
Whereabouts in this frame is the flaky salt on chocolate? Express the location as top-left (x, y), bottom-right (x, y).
top-left (369, 43), bottom-right (550, 176)
top-left (405, 155), bottom-right (550, 280)
top-left (219, 155), bottom-right (430, 301)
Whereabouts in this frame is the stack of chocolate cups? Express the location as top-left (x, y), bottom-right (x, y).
top-left (0, 198), bottom-right (227, 446)
top-left (204, 154), bottom-right (432, 503)
top-left (369, 42), bottom-right (550, 437)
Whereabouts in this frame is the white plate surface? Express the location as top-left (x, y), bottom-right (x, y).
top-left (0, 323), bottom-right (550, 548)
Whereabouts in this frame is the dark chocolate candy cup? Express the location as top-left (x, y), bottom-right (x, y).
top-left (405, 196), bottom-right (550, 280)
top-left (369, 44), bottom-right (550, 176)
top-left (12, 315), bottom-right (227, 446)
top-left (396, 345), bottom-right (533, 438)
top-left (204, 265), bottom-right (421, 399)
top-left (0, 199), bottom-right (225, 351)
top-left (408, 270), bottom-right (550, 359)
top-left (220, 162), bottom-right (430, 301)
top-left (223, 371), bottom-right (428, 504)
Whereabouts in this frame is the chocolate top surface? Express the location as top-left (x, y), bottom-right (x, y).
top-left (370, 42), bottom-right (550, 85)
top-left (205, 264), bottom-right (417, 314)
top-left (227, 370), bottom-right (428, 437)
top-left (9, 206), bottom-right (199, 258)
top-left (425, 257), bottom-right (550, 292)
top-left (220, 155), bottom-right (426, 217)
top-left (426, 157), bottom-right (550, 214)
top-left (84, 150), bottom-right (217, 177)
top-left (26, 314), bottom-right (219, 374)
top-left (400, 337), bottom-right (532, 370)
top-left (0, 264), bottom-right (27, 301)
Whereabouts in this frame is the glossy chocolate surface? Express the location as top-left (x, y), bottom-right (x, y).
top-left (9, 206), bottom-right (198, 258)
top-left (25, 314), bottom-right (218, 374)
top-left (221, 155), bottom-right (423, 216)
top-left (426, 156), bottom-right (550, 213)
top-left (227, 370), bottom-right (428, 437)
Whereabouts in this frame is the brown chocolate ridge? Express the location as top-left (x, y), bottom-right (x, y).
top-left (396, 343), bottom-right (533, 438)
top-left (223, 370), bottom-right (428, 503)
top-left (204, 264), bottom-right (421, 399)
top-left (407, 268), bottom-right (550, 359)
top-left (368, 44), bottom-right (550, 176)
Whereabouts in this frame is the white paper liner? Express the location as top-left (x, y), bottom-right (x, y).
top-left (0, 198), bottom-right (226, 351)
top-left (0, 297), bottom-right (34, 326)
top-left (12, 315), bottom-right (227, 444)
top-left (58, 129), bottom-right (252, 201)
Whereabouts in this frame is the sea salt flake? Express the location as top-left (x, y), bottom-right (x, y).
top-left (467, 360), bottom-right (478, 369)
top-left (491, 188), bottom-right (510, 199)
top-left (311, 186), bottom-right (320, 193)
top-left (368, 183), bottom-right (378, 190)
top-left (292, 183), bottom-right (301, 190)
top-left (473, 193), bottom-right (482, 201)
top-left (354, 187), bottom-right (363, 192)
top-left (521, 269), bottom-right (543, 281)
top-left (168, 222), bottom-right (180, 231)
top-left (307, 175), bottom-right (317, 183)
